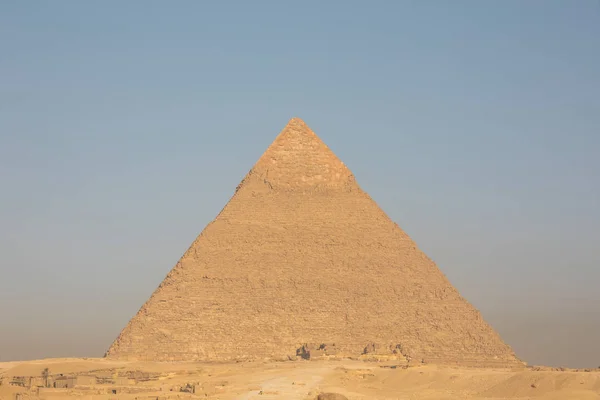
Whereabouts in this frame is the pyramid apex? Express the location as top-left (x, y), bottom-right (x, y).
top-left (280, 117), bottom-right (312, 137)
top-left (244, 118), bottom-right (355, 190)
top-left (286, 116), bottom-right (308, 125)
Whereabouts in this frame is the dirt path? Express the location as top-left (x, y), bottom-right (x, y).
top-left (235, 365), bottom-right (332, 399)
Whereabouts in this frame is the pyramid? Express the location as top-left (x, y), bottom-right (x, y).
top-left (106, 118), bottom-right (521, 366)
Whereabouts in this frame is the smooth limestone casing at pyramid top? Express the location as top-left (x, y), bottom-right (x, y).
top-left (105, 118), bottom-right (522, 366)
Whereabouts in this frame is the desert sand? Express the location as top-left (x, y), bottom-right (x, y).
top-left (2, 357), bottom-right (599, 400)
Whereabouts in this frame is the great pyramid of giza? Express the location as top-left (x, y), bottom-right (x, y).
top-left (106, 118), bottom-right (521, 366)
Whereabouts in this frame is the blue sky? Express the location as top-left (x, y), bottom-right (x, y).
top-left (1, 1), bottom-right (598, 367)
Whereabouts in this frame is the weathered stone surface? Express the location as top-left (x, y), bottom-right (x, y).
top-left (105, 117), bottom-right (521, 366)
top-left (317, 393), bottom-right (349, 400)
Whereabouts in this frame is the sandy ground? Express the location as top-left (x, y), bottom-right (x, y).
top-left (1, 358), bottom-right (599, 400)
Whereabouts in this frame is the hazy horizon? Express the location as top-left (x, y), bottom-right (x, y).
top-left (1, 1), bottom-right (599, 368)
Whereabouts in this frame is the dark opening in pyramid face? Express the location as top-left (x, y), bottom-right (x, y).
top-left (105, 118), bottom-right (521, 367)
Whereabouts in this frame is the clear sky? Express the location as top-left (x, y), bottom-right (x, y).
top-left (1, 1), bottom-right (598, 368)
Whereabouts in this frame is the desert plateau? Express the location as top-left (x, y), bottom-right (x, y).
top-left (2, 357), bottom-right (600, 400)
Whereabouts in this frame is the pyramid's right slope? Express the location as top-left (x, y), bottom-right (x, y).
top-left (106, 118), bottom-right (521, 366)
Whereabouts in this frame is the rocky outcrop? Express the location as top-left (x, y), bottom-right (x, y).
top-left (296, 343), bottom-right (339, 360)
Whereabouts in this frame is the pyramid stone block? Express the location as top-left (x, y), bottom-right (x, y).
top-left (105, 118), bottom-right (521, 366)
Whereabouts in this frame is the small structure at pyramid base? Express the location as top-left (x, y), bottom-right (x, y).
top-left (105, 118), bottom-right (522, 367)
